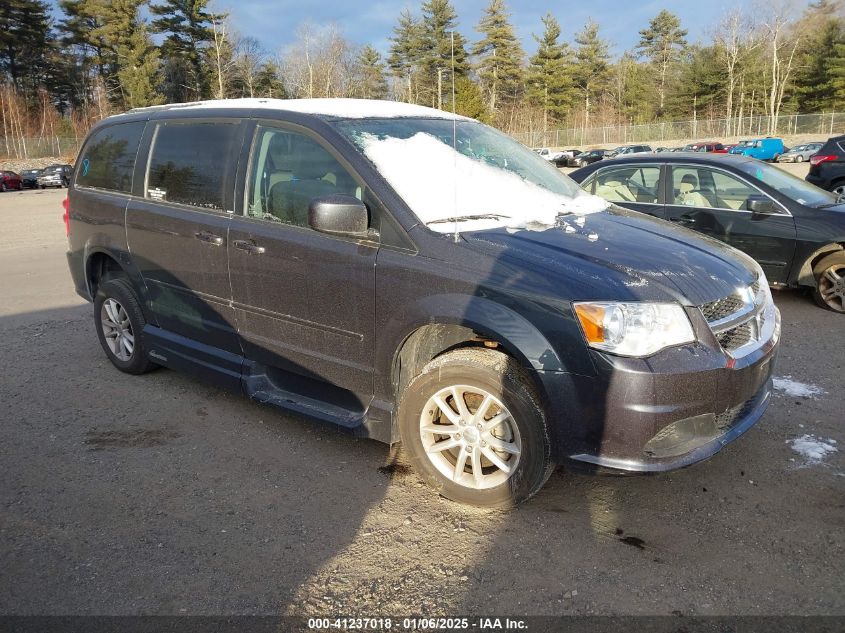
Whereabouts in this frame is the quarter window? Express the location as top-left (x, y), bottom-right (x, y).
top-left (588, 166), bottom-right (660, 203)
top-left (76, 122), bottom-right (146, 192)
top-left (147, 122), bottom-right (240, 211)
top-left (246, 126), bottom-right (362, 226)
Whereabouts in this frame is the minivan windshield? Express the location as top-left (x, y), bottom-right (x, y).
top-left (735, 160), bottom-right (839, 207)
top-left (332, 118), bottom-right (603, 232)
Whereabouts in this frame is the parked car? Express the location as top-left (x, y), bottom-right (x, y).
top-left (682, 142), bottom-right (727, 153)
top-left (605, 144), bottom-right (652, 158)
top-left (728, 137), bottom-right (785, 161)
top-left (806, 135), bottom-right (845, 195)
top-left (21, 168), bottom-right (42, 188)
top-left (570, 153), bottom-right (845, 312)
top-left (568, 149), bottom-right (609, 167)
top-left (0, 171), bottom-right (23, 191)
top-left (777, 142), bottom-right (823, 163)
top-left (66, 99), bottom-right (780, 506)
top-left (37, 164), bottom-right (73, 188)
top-left (534, 147), bottom-right (567, 165)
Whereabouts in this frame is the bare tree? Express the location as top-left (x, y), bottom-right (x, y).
top-left (759, 2), bottom-right (803, 132)
top-left (209, 12), bottom-right (235, 100)
top-left (281, 22), bottom-right (357, 99)
top-left (233, 36), bottom-right (266, 97)
top-left (714, 9), bottom-right (760, 134)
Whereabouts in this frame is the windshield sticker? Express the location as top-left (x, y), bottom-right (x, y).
top-left (81, 158), bottom-right (90, 177)
top-left (148, 187), bottom-right (166, 201)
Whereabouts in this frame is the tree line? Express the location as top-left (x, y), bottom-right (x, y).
top-left (1, 0), bottom-right (844, 153)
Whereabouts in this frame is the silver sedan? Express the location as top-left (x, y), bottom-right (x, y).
top-left (777, 142), bottom-right (823, 163)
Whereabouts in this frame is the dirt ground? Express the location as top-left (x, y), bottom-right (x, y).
top-left (0, 184), bottom-right (842, 617)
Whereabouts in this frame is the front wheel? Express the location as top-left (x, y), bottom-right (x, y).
top-left (397, 348), bottom-right (553, 507)
top-left (94, 278), bottom-right (158, 374)
top-left (813, 252), bottom-right (845, 313)
top-left (795, 155), bottom-right (804, 163)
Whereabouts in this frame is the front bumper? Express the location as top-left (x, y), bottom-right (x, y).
top-left (37, 178), bottom-right (63, 187)
top-left (540, 308), bottom-right (780, 472)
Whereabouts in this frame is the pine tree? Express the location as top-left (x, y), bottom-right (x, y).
top-left (573, 20), bottom-right (611, 128)
top-left (388, 9), bottom-right (424, 102)
top-left (472, 0), bottom-right (524, 113)
top-left (636, 9), bottom-right (687, 117)
top-left (526, 13), bottom-right (573, 129)
top-left (254, 60), bottom-right (286, 98)
top-left (89, 0), bottom-right (162, 108)
top-left (0, 0), bottom-right (55, 97)
top-left (150, 0), bottom-right (215, 101)
top-left (356, 45), bottom-right (388, 99)
top-left (419, 0), bottom-right (468, 109)
top-left (793, 2), bottom-right (845, 112)
top-left (453, 75), bottom-right (490, 122)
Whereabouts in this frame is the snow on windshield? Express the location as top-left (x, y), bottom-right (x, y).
top-left (359, 131), bottom-right (607, 233)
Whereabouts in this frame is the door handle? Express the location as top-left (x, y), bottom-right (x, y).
top-left (232, 239), bottom-right (266, 255)
top-left (671, 216), bottom-right (696, 225)
top-left (195, 231), bottom-right (224, 246)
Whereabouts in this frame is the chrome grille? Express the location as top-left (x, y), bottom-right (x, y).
top-left (716, 322), bottom-right (754, 350)
top-left (700, 281), bottom-right (766, 356)
top-left (700, 281), bottom-right (760, 323)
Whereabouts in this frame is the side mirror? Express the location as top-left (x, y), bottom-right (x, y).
top-left (746, 195), bottom-right (779, 216)
top-left (308, 194), bottom-right (373, 238)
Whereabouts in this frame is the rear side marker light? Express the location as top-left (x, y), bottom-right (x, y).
top-left (62, 197), bottom-right (70, 236)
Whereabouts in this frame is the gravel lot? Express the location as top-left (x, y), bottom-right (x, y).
top-left (0, 184), bottom-right (842, 617)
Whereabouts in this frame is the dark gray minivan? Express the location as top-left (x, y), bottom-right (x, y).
top-left (65, 98), bottom-right (780, 506)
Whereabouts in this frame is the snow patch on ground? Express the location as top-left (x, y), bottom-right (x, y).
top-left (772, 376), bottom-right (826, 398)
top-left (788, 435), bottom-right (838, 463)
top-left (359, 132), bottom-right (608, 232)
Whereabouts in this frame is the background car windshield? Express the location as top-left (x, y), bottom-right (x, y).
top-left (735, 161), bottom-right (837, 206)
top-left (333, 118), bottom-right (581, 200)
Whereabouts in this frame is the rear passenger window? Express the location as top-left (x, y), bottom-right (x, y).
top-left (147, 122), bottom-right (240, 211)
top-left (76, 122), bottom-right (146, 192)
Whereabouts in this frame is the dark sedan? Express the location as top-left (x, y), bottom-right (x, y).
top-left (567, 149), bottom-right (609, 167)
top-left (20, 168), bottom-right (42, 189)
top-left (570, 153), bottom-right (845, 313)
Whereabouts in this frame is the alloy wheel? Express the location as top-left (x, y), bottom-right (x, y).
top-left (419, 385), bottom-right (521, 490)
top-left (100, 298), bottom-right (135, 361)
top-left (817, 263), bottom-right (845, 312)
top-left (832, 185), bottom-right (845, 196)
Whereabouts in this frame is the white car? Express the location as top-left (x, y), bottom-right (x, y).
top-left (534, 147), bottom-right (566, 165)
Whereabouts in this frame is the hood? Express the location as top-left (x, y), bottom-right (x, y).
top-left (460, 206), bottom-right (759, 306)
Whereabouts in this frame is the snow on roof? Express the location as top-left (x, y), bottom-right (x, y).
top-left (159, 98), bottom-right (472, 120)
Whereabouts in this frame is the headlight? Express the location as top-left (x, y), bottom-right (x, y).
top-left (574, 302), bottom-right (695, 357)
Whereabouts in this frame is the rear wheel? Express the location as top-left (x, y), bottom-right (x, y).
top-left (397, 348), bottom-right (553, 507)
top-left (831, 183), bottom-right (845, 197)
top-left (94, 278), bottom-right (158, 374)
top-left (1, 183), bottom-right (6, 192)
top-left (813, 252), bottom-right (845, 313)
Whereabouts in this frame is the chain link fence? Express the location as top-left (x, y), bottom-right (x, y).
top-left (511, 112), bottom-right (845, 148)
top-left (4, 111), bottom-right (844, 159)
top-left (1, 136), bottom-right (81, 160)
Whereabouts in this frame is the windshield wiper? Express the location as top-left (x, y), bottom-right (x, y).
top-left (426, 214), bottom-right (512, 225)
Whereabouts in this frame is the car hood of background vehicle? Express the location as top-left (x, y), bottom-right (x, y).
top-left (460, 206), bottom-right (758, 306)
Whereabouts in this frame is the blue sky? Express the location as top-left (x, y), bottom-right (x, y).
top-left (227, 0), bottom-right (752, 57)
top-left (46, 0), bottom-right (801, 58)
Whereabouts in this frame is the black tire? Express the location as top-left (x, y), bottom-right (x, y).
top-left (1, 183), bottom-right (6, 192)
top-left (812, 252), bottom-right (845, 313)
top-left (94, 278), bottom-right (158, 374)
top-left (795, 155), bottom-right (804, 163)
top-left (397, 348), bottom-right (553, 508)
